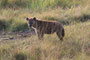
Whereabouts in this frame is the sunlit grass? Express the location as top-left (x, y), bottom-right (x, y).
top-left (0, 0), bottom-right (90, 60)
top-left (0, 21), bottom-right (90, 60)
top-left (0, 4), bottom-right (90, 31)
top-left (0, 0), bottom-right (87, 9)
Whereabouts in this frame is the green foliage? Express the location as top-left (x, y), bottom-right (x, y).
top-left (55, 0), bottom-right (73, 8)
top-left (14, 52), bottom-right (27, 60)
top-left (9, 21), bottom-right (28, 32)
top-left (0, 19), bottom-right (12, 30)
top-left (0, 19), bottom-right (7, 30)
top-left (0, 0), bottom-right (8, 7)
top-left (0, 18), bottom-right (28, 32)
top-left (0, 0), bottom-right (83, 9)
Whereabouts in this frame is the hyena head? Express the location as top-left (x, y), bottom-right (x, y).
top-left (25, 17), bottom-right (36, 27)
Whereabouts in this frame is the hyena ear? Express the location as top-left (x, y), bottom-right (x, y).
top-left (33, 17), bottom-right (36, 20)
top-left (25, 17), bottom-right (29, 21)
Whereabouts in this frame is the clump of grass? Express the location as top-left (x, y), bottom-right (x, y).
top-left (0, 18), bottom-right (29, 32)
top-left (0, 45), bottom-right (13, 60)
top-left (56, 0), bottom-right (73, 8)
top-left (74, 14), bottom-right (90, 22)
top-left (0, 0), bottom-right (27, 8)
top-left (0, 19), bottom-right (7, 30)
top-left (0, 0), bottom-right (8, 8)
top-left (0, 19), bottom-right (13, 30)
top-left (14, 52), bottom-right (27, 60)
top-left (9, 20), bottom-right (29, 32)
top-left (29, 47), bottom-right (41, 60)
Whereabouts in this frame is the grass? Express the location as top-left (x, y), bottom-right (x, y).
top-left (0, 4), bottom-right (90, 31)
top-left (0, 21), bottom-right (90, 60)
top-left (0, 0), bottom-right (90, 60)
top-left (0, 0), bottom-right (86, 9)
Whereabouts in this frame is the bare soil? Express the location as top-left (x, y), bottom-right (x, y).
top-left (0, 31), bottom-right (36, 41)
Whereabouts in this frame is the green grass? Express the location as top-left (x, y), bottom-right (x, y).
top-left (0, 0), bottom-right (89, 9)
top-left (0, 21), bottom-right (90, 60)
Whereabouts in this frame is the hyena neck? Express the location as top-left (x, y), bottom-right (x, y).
top-left (33, 20), bottom-right (40, 29)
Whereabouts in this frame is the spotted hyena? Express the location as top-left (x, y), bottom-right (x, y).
top-left (25, 17), bottom-right (65, 41)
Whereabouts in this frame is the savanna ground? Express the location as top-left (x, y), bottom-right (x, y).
top-left (0, 0), bottom-right (90, 60)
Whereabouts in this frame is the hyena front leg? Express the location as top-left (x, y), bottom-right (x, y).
top-left (37, 31), bottom-right (44, 40)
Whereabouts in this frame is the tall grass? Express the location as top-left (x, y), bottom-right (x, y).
top-left (0, 21), bottom-right (90, 60)
top-left (0, 0), bottom-right (90, 32)
top-left (0, 0), bottom-right (90, 60)
top-left (0, 0), bottom-right (85, 9)
top-left (0, 4), bottom-right (90, 31)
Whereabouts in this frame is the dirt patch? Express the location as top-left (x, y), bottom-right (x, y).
top-left (0, 31), bottom-right (36, 41)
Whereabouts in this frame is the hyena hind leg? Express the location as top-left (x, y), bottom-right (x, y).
top-left (56, 32), bottom-right (63, 41)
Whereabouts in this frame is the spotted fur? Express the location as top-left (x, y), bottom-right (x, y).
top-left (26, 17), bottom-right (65, 41)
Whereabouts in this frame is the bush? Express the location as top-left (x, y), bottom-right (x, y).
top-left (14, 52), bottom-right (27, 60)
top-left (0, 0), bottom-right (8, 7)
top-left (9, 19), bottom-right (29, 32)
top-left (0, 18), bottom-right (29, 32)
top-left (10, 22), bottom-right (28, 32)
top-left (0, 19), bottom-right (12, 30)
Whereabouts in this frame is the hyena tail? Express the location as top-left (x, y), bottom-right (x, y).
top-left (62, 28), bottom-right (65, 37)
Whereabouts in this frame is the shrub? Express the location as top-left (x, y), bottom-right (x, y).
top-left (0, 19), bottom-right (12, 30)
top-left (9, 19), bottom-right (29, 32)
top-left (14, 52), bottom-right (27, 60)
top-left (0, 0), bottom-right (8, 7)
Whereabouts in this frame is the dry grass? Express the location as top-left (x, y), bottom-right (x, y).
top-left (0, 0), bottom-right (90, 60)
top-left (0, 4), bottom-right (90, 31)
top-left (0, 21), bottom-right (90, 60)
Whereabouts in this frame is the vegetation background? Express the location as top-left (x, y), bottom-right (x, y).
top-left (0, 0), bottom-right (90, 60)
